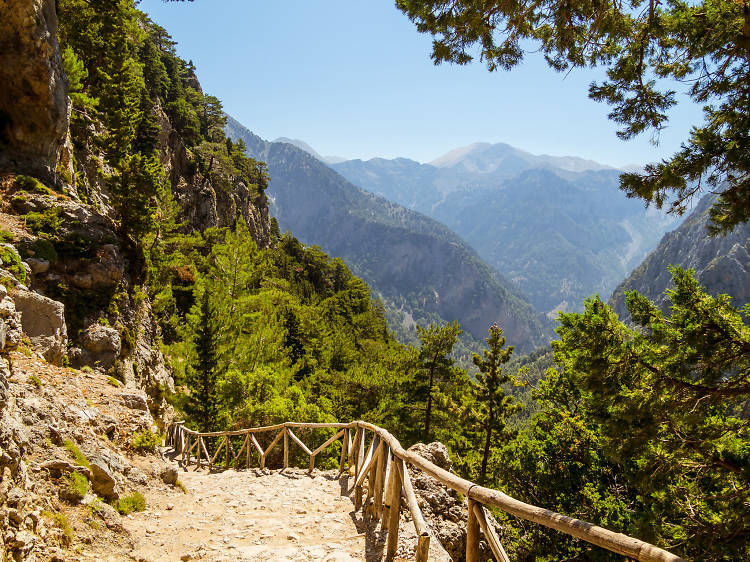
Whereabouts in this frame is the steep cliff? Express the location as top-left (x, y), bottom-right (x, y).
top-left (0, 2), bottom-right (274, 559)
top-left (609, 193), bottom-right (750, 319)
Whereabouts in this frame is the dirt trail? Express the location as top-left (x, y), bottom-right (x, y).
top-left (119, 466), bottom-right (441, 562)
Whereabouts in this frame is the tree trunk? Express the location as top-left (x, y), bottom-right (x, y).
top-left (424, 361), bottom-right (436, 439)
top-left (481, 405), bottom-right (493, 484)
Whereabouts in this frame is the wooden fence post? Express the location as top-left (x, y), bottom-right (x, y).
top-left (338, 429), bottom-right (349, 473)
top-left (467, 497), bottom-right (481, 562)
top-left (372, 443), bottom-right (388, 520)
top-left (385, 452), bottom-right (402, 560)
top-left (283, 428), bottom-right (289, 469)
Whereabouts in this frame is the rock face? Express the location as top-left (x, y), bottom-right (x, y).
top-left (13, 289), bottom-right (67, 365)
top-left (610, 193), bottom-right (750, 320)
top-left (0, 0), bottom-right (70, 184)
top-left (81, 323), bottom-right (121, 369)
top-left (0, 283), bottom-right (23, 353)
top-left (408, 442), bottom-right (498, 562)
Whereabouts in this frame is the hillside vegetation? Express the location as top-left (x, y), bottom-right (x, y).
top-left (225, 117), bottom-right (553, 353)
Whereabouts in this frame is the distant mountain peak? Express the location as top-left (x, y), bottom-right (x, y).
top-left (429, 141), bottom-right (616, 174)
top-left (429, 142), bottom-right (494, 168)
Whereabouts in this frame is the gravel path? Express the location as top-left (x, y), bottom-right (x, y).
top-left (122, 466), bottom-right (430, 562)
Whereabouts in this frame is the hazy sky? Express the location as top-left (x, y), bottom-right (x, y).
top-left (139, 0), bottom-right (702, 168)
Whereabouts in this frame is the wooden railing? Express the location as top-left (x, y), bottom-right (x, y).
top-left (167, 420), bottom-right (685, 562)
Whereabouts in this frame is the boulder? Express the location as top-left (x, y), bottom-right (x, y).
top-left (89, 244), bottom-right (124, 287)
top-left (81, 323), bottom-right (121, 369)
top-left (12, 289), bottom-right (66, 365)
top-left (82, 323), bottom-right (121, 355)
top-left (0, 318), bottom-right (6, 351)
top-left (160, 466), bottom-right (178, 485)
top-left (120, 391), bottom-right (149, 412)
top-left (24, 257), bottom-right (49, 274)
top-left (88, 460), bottom-right (119, 501)
top-left (0, 0), bottom-right (70, 184)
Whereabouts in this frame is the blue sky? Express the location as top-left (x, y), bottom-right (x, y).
top-left (139, 0), bottom-right (702, 168)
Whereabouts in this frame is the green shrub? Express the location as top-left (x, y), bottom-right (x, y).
top-left (28, 375), bottom-right (43, 388)
top-left (0, 245), bottom-right (26, 284)
top-left (107, 376), bottom-right (120, 387)
top-left (18, 238), bottom-right (57, 262)
top-left (23, 207), bottom-right (63, 238)
top-left (0, 229), bottom-right (13, 243)
top-left (63, 439), bottom-right (89, 468)
top-left (43, 510), bottom-right (73, 545)
top-left (15, 175), bottom-right (52, 195)
top-left (65, 471), bottom-right (89, 501)
top-left (116, 492), bottom-right (145, 515)
top-left (130, 429), bottom-right (163, 453)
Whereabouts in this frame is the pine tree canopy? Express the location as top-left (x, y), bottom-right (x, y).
top-left (396, 0), bottom-right (750, 233)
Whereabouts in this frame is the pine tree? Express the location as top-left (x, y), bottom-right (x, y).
top-left (472, 324), bottom-right (519, 483)
top-left (415, 321), bottom-right (462, 440)
top-left (185, 290), bottom-right (222, 432)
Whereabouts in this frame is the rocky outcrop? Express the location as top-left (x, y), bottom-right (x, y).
top-left (13, 289), bottom-right (67, 365)
top-left (610, 193), bottom-right (750, 320)
top-left (0, 0), bottom-right (70, 184)
top-left (408, 442), bottom-right (500, 562)
top-left (0, 283), bottom-right (22, 353)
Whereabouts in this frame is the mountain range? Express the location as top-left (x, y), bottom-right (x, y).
top-left (610, 192), bottom-right (750, 319)
top-left (282, 141), bottom-right (680, 314)
top-left (227, 118), bottom-right (553, 352)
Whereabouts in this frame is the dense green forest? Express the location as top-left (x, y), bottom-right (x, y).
top-left (22, 1), bottom-right (746, 560)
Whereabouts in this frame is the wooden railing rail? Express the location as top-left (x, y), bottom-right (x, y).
top-left (167, 420), bottom-right (685, 562)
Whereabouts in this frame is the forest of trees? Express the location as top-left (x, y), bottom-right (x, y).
top-left (47, 1), bottom-right (750, 560)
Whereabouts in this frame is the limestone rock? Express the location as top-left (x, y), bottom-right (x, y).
top-left (408, 442), bottom-right (498, 562)
top-left (120, 391), bottom-right (149, 412)
top-left (88, 460), bottom-right (119, 501)
top-left (0, 0), bottom-right (70, 184)
top-left (160, 466), bottom-right (178, 485)
top-left (24, 257), bottom-right (49, 274)
top-left (82, 323), bottom-right (121, 367)
top-left (13, 289), bottom-right (67, 365)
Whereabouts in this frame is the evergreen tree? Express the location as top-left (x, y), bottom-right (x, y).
top-left (184, 289), bottom-right (222, 432)
top-left (414, 321), bottom-right (462, 440)
top-left (471, 324), bottom-right (519, 483)
top-left (550, 267), bottom-right (750, 559)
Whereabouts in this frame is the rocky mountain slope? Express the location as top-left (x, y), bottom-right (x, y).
top-left (331, 149), bottom-right (679, 315)
top-left (226, 117), bottom-right (553, 352)
top-left (0, 1), bottom-right (272, 558)
top-left (609, 192), bottom-right (750, 319)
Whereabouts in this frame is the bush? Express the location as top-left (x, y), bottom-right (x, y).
top-left (116, 492), bottom-right (146, 515)
top-left (18, 238), bottom-right (57, 262)
top-left (63, 439), bottom-right (89, 468)
top-left (23, 208), bottom-right (62, 238)
top-left (15, 175), bottom-right (52, 195)
top-left (43, 510), bottom-right (73, 545)
top-left (28, 375), bottom-right (43, 388)
top-left (0, 229), bottom-right (13, 243)
top-left (0, 245), bottom-right (26, 284)
top-left (64, 471), bottom-right (89, 501)
top-left (130, 429), bottom-right (163, 453)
